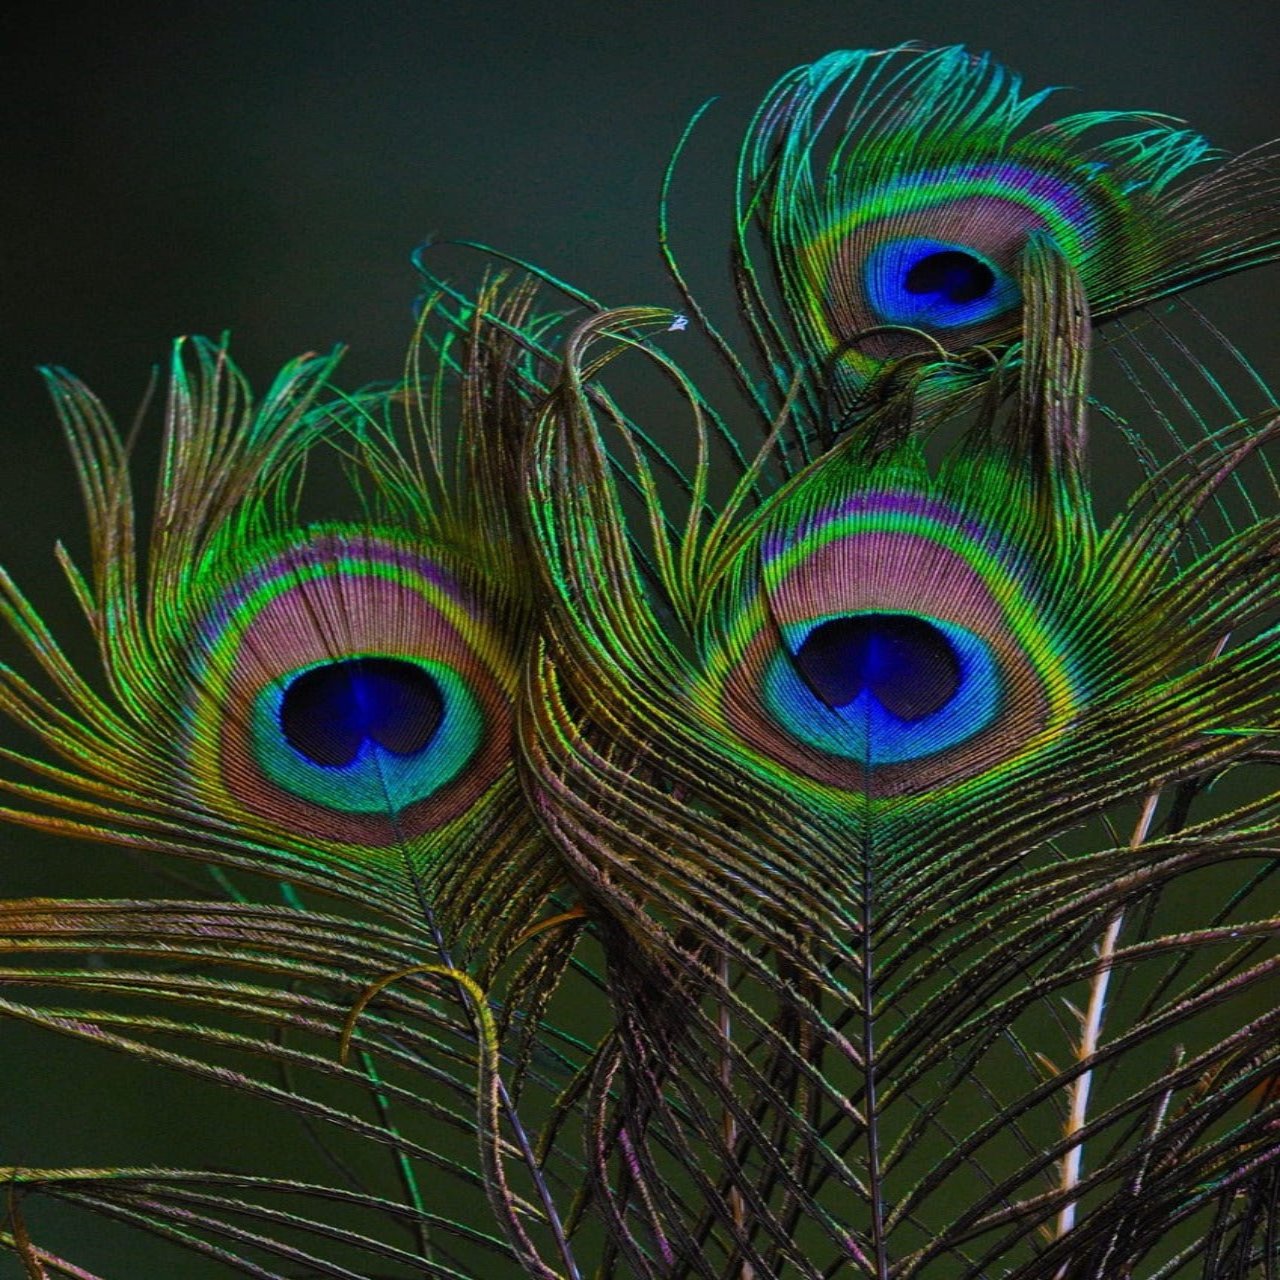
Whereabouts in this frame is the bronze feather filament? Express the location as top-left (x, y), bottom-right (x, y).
top-left (2, 43), bottom-right (1279, 1279)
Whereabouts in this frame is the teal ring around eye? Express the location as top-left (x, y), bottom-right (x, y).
top-left (249, 657), bottom-right (485, 814)
top-left (761, 614), bottom-right (1003, 765)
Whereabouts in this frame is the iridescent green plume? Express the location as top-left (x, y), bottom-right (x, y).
top-left (696, 44), bottom-right (1280, 440)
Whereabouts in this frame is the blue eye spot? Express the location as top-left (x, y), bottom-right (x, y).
top-left (763, 611), bottom-right (1003, 767)
top-left (280, 657), bottom-right (444, 767)
top-left (903, 250), bottom-right (995, 306)
top-left (793, 613), bottom-right (961, 721)
top-left (863, 237), bottom-right (1019, 330)
top-left (251, 654), bottom-right (485, 816)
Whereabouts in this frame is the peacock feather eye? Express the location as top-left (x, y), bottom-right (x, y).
top-left (813, 155), bottom-right (1105, 357)
top-left (863, 238), bottom-right (1014, 331)
top-left (185, 528), bottom-right (516, 847)
top-left (775, 608), bottom-right (999, 767)
top-left (702, 476), bottom-right (1083, 798)
top-left (736, 43), bottom-right (1277, 407)
top-left (278, 657), bottom-right (446, 767)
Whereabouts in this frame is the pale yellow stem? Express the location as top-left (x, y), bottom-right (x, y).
top-left (1054, 789), bottom-right (1160, 1249)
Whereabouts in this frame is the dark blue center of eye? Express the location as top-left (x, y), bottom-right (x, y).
top-left (903, 250), bottom-right (995, 305)
top-left (280, 658), bottom-right (444, 767)
top-left (793, 614), bottom-right (961, 722)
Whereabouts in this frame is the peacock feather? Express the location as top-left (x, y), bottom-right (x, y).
top-left (3, 43), bottom-right (1280, 1280)
top-left (676, 43), bottom-right (1280, 457)
top-left (0, 288), bottom-right (567, 957)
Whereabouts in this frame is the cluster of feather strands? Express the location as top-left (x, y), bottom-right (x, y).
top-left (3, 43), bottom-right (1280, 1280)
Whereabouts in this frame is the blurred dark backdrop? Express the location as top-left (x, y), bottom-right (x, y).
top-left (6, 1), bottom-right (1279, 510)
top-left (2, 2), bottom-right (1278, 1273)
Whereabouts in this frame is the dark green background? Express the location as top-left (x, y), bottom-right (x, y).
top-left (3, 1), bottom-right (1278, 1274)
